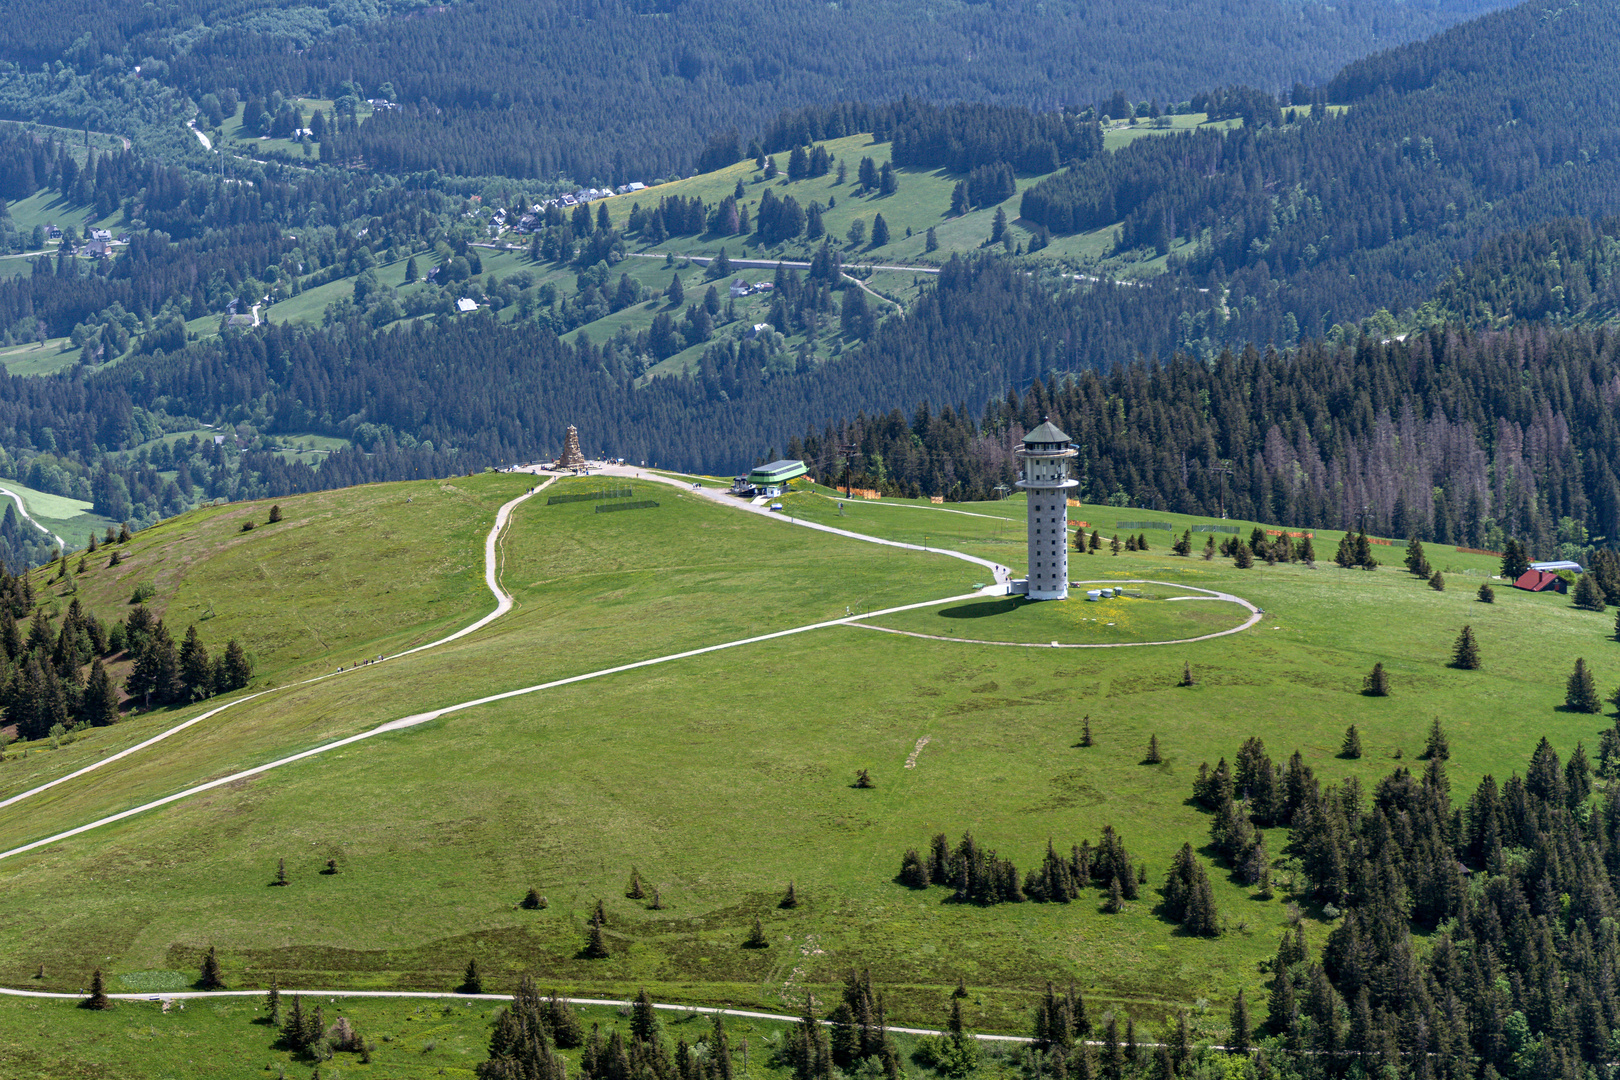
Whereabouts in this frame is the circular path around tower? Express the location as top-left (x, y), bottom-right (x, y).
top-left (849, 579), bottom-right (1262, 648)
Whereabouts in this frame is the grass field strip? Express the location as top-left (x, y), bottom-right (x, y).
top-left (0, 475), bottom-right (558, 817)
top-left (0, 986), bottom-right (1038, 1044)
top-left (853, 580), bottom-right (1262, 648)
top-left (0, 485), bottom-right (66, 547)
top-left (0, 588), bottom-right (983, 863)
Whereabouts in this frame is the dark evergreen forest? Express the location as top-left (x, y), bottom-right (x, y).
top-left (0, 0), bottom-right (1509, 181)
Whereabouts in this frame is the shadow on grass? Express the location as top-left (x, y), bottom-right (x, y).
top-left (937, 598), bottom-right (1026, 620)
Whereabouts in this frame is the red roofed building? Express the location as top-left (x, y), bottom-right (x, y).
top-left (1514, 569), bottom-right (1567, 593)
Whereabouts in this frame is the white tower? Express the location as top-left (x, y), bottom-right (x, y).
top-left (1016, 418), bottom-right (1079, 600)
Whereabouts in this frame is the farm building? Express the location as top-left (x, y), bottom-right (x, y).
top-left (1514, 569), bottom-right (1568, 593)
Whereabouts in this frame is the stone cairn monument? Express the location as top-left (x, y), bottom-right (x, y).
top-left (554, 424), bottom-right (587, 470)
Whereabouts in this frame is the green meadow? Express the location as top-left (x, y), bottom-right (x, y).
top-left (0, 474), bottom-right (1609, 1052)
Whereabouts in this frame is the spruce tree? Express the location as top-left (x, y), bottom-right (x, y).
top-left (1299, 536), bottom-right (1315, 563)
top-left (1451, 625), bottom-right (1480, 669)
top-left (626, 869), bottom-right (645, 899)
top-left (404, 256), bottom-right (419, 283)
top-left (1341, 725), bottom-right (1363, 758)
top-left (1421, 718), bottom-right (1450, 759)
top-left (952, 977), bottom-right (968, 999)
top-left (1500, 539), bottom-right (1530, 581)
top-left (1233, 542), bottom-right (1253, 568)
top-left (1090, 530), bottom-right (1102, 552)
top-left (649, 887), bottom-right (665, 910)
top-left (1228, 990), bottom-right (1251, 1056)
top-left (1110, 535), bottom-right (1121, 555)
top-left (1479, 583), bottom-right (1495, 603)
top-left (582, 919), bottom-right (611, 959)
top-left (1179, 661), bottom-right (1194, 687)
top-left (1079, 715), bottom-right (1094, 747)
top-left (1362, 663), bottom-right (1389, 697)
top-left (521, 887), bottom-right (545, 909)
top-left (1575, 573), bottom-right (1607, 612)
top-left (744, 917), bottom-right (768, 948)
top-left (461, 958), bottom-right (483, 993)
top-left (272, 857), bottom-right (288, 886)
top-left (222, 639), bottom-right (251, 689)
top-left (198, 945), bottom-right (225, 990)
top-left (1144, 735), bottom-right (1163, 764)
top-left (1334, 533), bottom-right (1354, 567)
top-left (780, 882), bottom-right (799, 909)
top-left (82, 657), bottom-right (117, 726)
top-left (1567, 658), bottom-right (1602, 714)
top-left (1429, 571), bottom-right (1445, 591)
top-left (1404, 536), bottom-right (1429, 577)
top-left (268, 504), bottom-right (283, 524)
top-left (1105, 875), bottom-right (1123, 913)
top-left (82, 968), bottom-right (113, 1010)
top-left (1203, 535), bottom-right (1216, 560)
top-left (666, 273), bottom-right (684, 305)
top-left (266, 976), bottom-right (282, 1027)
top-left (1137, 533), bottom-right (1149, 551)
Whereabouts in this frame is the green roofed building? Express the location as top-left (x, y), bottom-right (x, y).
top-left (747, 459), bottom-right (807, 496)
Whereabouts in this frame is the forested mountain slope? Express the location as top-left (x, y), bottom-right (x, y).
top-left (1017, 0), bottom-right (1620, 346)
top-left (0, 0), bottom-right (1510, 180)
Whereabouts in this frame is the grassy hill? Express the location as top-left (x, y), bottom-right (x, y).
top-left (0, 472), bottom-right (1609, 1074)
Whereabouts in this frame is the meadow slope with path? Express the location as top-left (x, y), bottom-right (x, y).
top-left (0, 473), bottom-right (559, 817)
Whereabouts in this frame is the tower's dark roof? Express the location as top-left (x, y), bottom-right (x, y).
top-left (1023, 420), bottom-right (1071, 444)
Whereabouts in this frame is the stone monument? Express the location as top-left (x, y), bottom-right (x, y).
top-left (555, 424), bottom-right (587, 470)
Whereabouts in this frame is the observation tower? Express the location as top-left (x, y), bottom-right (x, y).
top-left (1016, 418), bottom-right (1079, 600)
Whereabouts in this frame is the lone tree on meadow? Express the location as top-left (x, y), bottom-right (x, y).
top-left (520, 887), bottom-right (546, 910)
top-left (1341, 725), bottom-right (1364, 758)
top-left (267, 504), bottom-right (283, 524)
top-left (1451, 626), bottom-right (1481, 670)
top-left (1567, 658), bottom-right (1603, 714)
top-left (743, 918), bottom-right (769, 949)
top-left (779, 882), bottom-right (799, 909)
top-left (1404, 536), bottom-right (1431, 578)
top-left (272, 858), bottom-right (289, 886)
top-left (1421, 718), bottom-right (1450, 760)
top-left (1179, 661), bottom-right (1194, 687)
top-left (853, 768), bottom-right (875, 788)
top-left (1079, 715), bottom-right (1094, 747)
top-left (1363, 663), bottom-right (1389, 697)
top-left (1144, 735), bottom-right (1164, 764)
top-left (1478, 583), bottom-right (1495, 603)
top-left (626, 869), bottom-right (645, 900)
top-left (1575, 573), bottom-right (1607, 613)
top-left (581, 917), bottom-right (611, 959)
top-left (460, 958), bottom-right (483, 994)
top-left (1203, 535), bottom-right (1217, 560)
top-left (81, 968), bottom-right (112, 1010)
top-left (1429, 571), bottom-right (1445, 592)
top-left (198, 946), bottom-right (226, 990)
